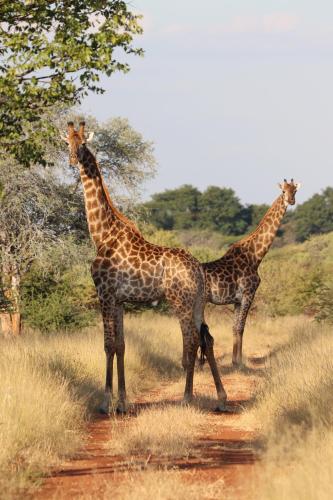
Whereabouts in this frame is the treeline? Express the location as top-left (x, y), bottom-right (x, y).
top-left (141, 184), bottom-right (333, 242)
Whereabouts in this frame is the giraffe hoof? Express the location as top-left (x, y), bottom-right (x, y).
top-left (232, 361), bottom-right (243, 369)
top-left (116, 401), bottom-right (127, 415)
top-left (116, 407), bottom-right (127, 415)
top-left (214, 403), bottom-right (228, 413)
top-left (98, 406), bottom-right (110, 415)
top-left (99, 394), bottom-right (112, 415)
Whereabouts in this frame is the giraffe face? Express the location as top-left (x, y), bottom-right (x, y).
top-left (278, 179), bottom-right (300, 206)
top-left (62, 121), bottom-right (94, 166)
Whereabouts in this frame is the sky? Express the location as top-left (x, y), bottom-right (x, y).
top-left (82, 0), bottom-right (333, 205)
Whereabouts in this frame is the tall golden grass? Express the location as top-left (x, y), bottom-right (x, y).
top-left (253, 320), bottom-right (333, 500)
top-left (112, 470), bottom-right (225, 500)
top-left (0, 313), bottom-right (184, 495)
top-left (1, 309), bottom-right (328, 498)
top-left (110, 405), bottom-right (204, 458)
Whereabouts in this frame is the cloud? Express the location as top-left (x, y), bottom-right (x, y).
top-left (226, 13), bottom-right (300, 34)
top-left (161, 13), bottom-right (300, 38)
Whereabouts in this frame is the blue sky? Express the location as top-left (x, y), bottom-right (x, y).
top-left (82, 1), bottom-right (333, 205)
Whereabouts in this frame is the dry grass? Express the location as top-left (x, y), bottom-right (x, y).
top-left (252, 319), bottom-right (333, 500)
top-left (112, 470), bottom-right (225, 500)
top-left (0, 310), bottom-right (307, 497)
top-left (254, 320), bottom-right (333, 432)
top-left (110, 405), bottom-right (204, 458)
top-left (0, 340), bottom-right (85, 496)
top-left (0, 313), bottom-right (184, 496)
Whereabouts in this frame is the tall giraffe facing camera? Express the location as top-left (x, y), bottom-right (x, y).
top-left (62, 121), bottom-right (227, 413)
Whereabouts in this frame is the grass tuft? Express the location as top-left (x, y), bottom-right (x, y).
top-left (110, 405), bottom-right (204, 458)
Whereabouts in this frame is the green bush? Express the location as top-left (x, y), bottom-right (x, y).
top-left (256, 233), bottom-right (333, 318)
top-left (22, 264), bottom-right (97, 333)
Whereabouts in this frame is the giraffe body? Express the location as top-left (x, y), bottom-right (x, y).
top-left (203, 181), bottom-right (300, 366)
top-left (64, 122), bottom-right (227, 413)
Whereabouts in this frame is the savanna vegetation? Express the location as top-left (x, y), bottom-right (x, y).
top-left (1, 1), bottom-right (333, 499)
top-left (253, 319), bottom-right (333, 500)
top-left (140, 183), bottom-right (333, 243)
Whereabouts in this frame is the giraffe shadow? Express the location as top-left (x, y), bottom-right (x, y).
top-left (45, 356), bottom-right (104, 413)
top-left (218, 362), bottom-right (266, 377)
top-left (125, 393), bottom-right (254, 416)
top-left (128, 331), bottom-right (184, 379)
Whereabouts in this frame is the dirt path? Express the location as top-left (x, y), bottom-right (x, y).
top-left (34, 352), bottom-right (266, 499)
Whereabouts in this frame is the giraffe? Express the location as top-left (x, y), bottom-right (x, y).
top-left (62, 121), bottom-right (227, 413)
top-left (203, 179), bottom-right (300, 366)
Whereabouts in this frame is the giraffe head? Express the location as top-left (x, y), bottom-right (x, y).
top-left (278, 179), bottom-right (301, 206)
top-left (61, 121), bottom-right (94, 166)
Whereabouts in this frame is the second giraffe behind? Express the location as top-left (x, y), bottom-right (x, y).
top-left (203, 179), bottom-right (300, 366)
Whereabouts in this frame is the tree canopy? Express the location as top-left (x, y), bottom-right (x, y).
top-left (142, 185), bottom-right (252, 235)
top-left (0, 0), bottom-right (142, 166)
top-left (0, 113), bottom-right (156, 335)
top-left (198, 186), bottom-right (247, 235)
top-left (142, 183), bottom-right (333, 243)
top-left (294, 187), bottom-right (333, 241)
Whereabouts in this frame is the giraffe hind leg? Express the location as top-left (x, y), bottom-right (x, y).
top-left (199, 322), bottom-right (213, 365)
top-left (115, 305), bottom-right (127, 414)
top-left (202, 323), bottom-right (227, 411)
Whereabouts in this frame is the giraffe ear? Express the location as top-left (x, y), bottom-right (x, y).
top-left (86, 132), bottom-right (94, 143)
top-left (60, 134), bottom-right (69, 144)
top-left (295, 182), bottom-right (301, 191)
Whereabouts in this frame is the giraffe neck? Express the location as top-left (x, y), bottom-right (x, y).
top-left (78, 147), bottom-right (141, 249)
top-left (238, 195), bottom-right (287, 265)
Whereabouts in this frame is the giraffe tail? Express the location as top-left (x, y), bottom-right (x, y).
top-left (199, 323), bottom-right (214, 365)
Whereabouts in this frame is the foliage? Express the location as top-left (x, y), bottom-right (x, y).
top-left (0, 1), bottom-right (143, 166)
top-left (142, 184), bottom-right (254, 234)
top-left (0, 112), bottom-right (156, 333)
top-left (198, 185), bottom-right (247, 234)
top-left (21, 239), bottom-right (97, 332)
top-left (142, 185), bottom-right (201, 230)
top-left (141, 183), bottom-right (333, 243)
top-left (94, 117), bottom-right (156, 198)
top-left (0, 161), bottom-right (86, 326)
top-left (22, 267), bottom-right (96, 333)
top-left (294, 187), bottom-right (333, 241)
top-left (256, 233), bottom-right (333, 317)
top-left (246, 203), bottom-right (270, 231)
top-left (55, 112), bottom-right (157, 206)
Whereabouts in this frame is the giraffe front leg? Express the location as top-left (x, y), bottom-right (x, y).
top-left (100, 347), bottom-right (114, 414)
top-left (182, 335), bottom-right (189, 371)
top-left (115, 305), bottom-right (127, 414)
top-left (99, 301), bottom-right (116, 415)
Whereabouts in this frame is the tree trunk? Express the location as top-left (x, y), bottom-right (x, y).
top-left (0, 269), bottom-right (22, 337)
top-left (0, 312), bottom-right (12, 338)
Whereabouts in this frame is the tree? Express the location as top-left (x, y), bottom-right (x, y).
top-left (0, 1), bottom-right (143, 166)
top-left (294, 188), bottom-right (333, 241)
top-left (0, 165), bottom-right (78, 336)
top-left (198, 186), bottom-right (247, 235)
top-left (0, 114), bottom-right (156, 336)
top-left (142, 185), bottom-right (201, 230)
top-left (245, 203), bottom-right (270, 231)
top-left (86, 116), bottom-right (156, 202)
